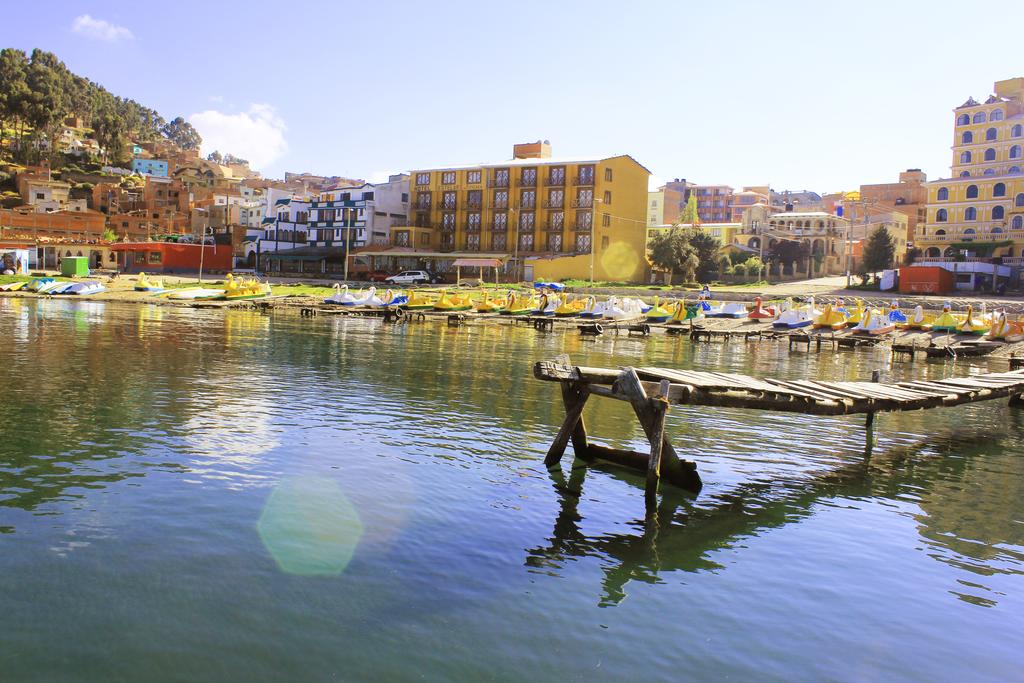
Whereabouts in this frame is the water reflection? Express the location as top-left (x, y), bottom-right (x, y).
top-left (528, 422), bottom-right (1024, 608)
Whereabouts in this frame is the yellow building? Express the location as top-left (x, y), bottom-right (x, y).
top-left (399, 141), bottom-right (651, 282)
top-left (917, 77), bottom-right (1024, 264)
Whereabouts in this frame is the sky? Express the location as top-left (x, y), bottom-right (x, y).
top-left (3, 0), bottom-right (1024, 193)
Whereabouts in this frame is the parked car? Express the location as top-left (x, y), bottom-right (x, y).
top-left (364, 270), bottom-right (391, 282)
top-left (384, 270), bottom-right (438, 285)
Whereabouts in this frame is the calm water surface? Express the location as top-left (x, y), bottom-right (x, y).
top-left (1, 298), bottom-right (1022, 681)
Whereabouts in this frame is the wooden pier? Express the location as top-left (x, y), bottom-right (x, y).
top-left (535, 356), bottom-right (1024, 511)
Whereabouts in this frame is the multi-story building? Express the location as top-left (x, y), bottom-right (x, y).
top-left (376, 142), bottom-right (650, 282)
top-left (855, 169), bottom-right (928, 242)
top-left (647, 182), bottom-right (689, 227)
top-left (691, 184), bottom-right (733, 223)
top-left (916, 77), bottom-right (1024, 283)
top-left (131, 158), bottom-right (169, 177)
top-left (250, 175), bottom-right (409, 275)
top-left (729, 187), bottom-right (770, 223)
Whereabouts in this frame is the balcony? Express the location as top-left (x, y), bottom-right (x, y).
top-left (517, 177), bottom-right (537, 188)
top-left (545, 221), bottom-right (565, 231)
top-left (440, 202), bottom-right (457, 211)
top-left (542, 199), bottom-right (564, 209)
top-left (440, 223), bottom-right (457, 233)
top-left (488, 178), bottom-right (510, 189)
top-left (543, 176), bottom-right (566, 187)
top-left (415, 204), bottom-right (432, 212)
top-left (572, 175), bottom-right (595, 186)
top-left (465, 222), bottom-right (481, 233)
top-left (518, 201), bottom-right (537, 211)
top-left (493, 202), bottom-right (509, 210)
top-left (571, 199), bottom-right (593, 209)
top-left (466, 200), bottom-right (482, 210)
top-left (490, 223), bottom-right (508, 232)
top-left (574, 221), bottom-right (592, 232)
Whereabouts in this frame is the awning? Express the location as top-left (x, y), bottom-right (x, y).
top-left (452, 258), bottom-right (502, 268)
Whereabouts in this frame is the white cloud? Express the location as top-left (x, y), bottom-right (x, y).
top-left (71, 15), bottom-right (134, 42)
top-left (189, 104), bottom-right (288, 171)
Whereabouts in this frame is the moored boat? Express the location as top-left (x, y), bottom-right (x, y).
top-left (135, 272), bottom-right (164, 292)
top-left (852, 308), bottom-right (896, 336)
top-left (747, 297), bottom-right (775, 320)
top-left (958, 305), bottom-right (990, 335)
top-left (906, 305), bottom-right (934, 331)
top-left (402, 290), bottom-right (436, 310)
top-left (931, 302), bottom-right (963, 333)
top-left (987, 310), bottom-right (1024, 342)
top-left (813, 304), bottom-right (848, 330)
top-left (773, 307), bottom-right (813, 329)
top-left (502, 292), bottom-right (536, 316)
top-left (433, 290), bottom-right (473, 311)
top-left (645, 297), bottom-right (672, 323)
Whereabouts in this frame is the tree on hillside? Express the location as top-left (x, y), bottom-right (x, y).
top-left (161, 116), bottom-right (202, 150)
top-left (649, 228), bottom-right (700, 283)
top-left (0, 48), bottom-right (30, 156)
top-left (678, 194), bottom-right (700, 226)
top-left (207, 150), bottom-right (223, 164)
top-left (862, 226), bottom-right (896, 274)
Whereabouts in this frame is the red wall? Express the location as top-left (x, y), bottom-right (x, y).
top-left (898, 266), bottom-right (954, 295)
top-left (113, 243), bottom-right (234, 273)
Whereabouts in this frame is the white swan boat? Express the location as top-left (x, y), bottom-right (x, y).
top-left (852, 308), bottom-right (895, 335)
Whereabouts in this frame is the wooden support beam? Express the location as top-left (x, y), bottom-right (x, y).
top-left (866, 370), bottom-right (881, 429)
top-left (544, 382), bottom-right (589, 467)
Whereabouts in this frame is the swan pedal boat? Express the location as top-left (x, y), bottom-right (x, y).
top-left (905, 306), bottom-right (934, 331)
top-left (134, 272), bottom-right (164, 292)
top-left (747, 298), bottom-right (776, 320)
top-left (432, 290), bottom-right (473, 311)
top-left (579, 297), bottom-right (609, 319)
top-left (773, 308), bottom-right (813, 329)
top-left (644, 297), bottom-right (672, 323)
top-left (852, 309), bottom-right (896, 336)
top-left (476, 292), bottom-right (510, 313)
top-left (706, 301), bottom-right (748, 318)
top-left (554, 296), bottom-right (586, 317)
top-left (813, 304), bottom-right (848, 330)
top-left (401, 290), bottom-right (436, 310)
top-left (603, 296), bottom-right (645, 320)
top-left (957, 306), bottom-right (990, 335)
top-left (987, 312), bottom-right (1024, 342)
top-left (166, 287), bottom-right (226, 300)
top-left (667, 301), bottom-right (699, 324)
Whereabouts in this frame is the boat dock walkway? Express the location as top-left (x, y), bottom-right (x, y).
top-left (534, 355), bottom-right (1024, 511)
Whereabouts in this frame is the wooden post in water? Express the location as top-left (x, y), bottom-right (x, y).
top-left (544, 355), bottom-right (590, 467)
top-left (865, 370), bottom-right (881, 429)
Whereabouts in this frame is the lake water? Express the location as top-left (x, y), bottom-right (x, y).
top-left (1, 298), bottom-right (1023, 681)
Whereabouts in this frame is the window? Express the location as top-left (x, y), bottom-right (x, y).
top-left (362, 191), bottom-right (374, 201)
top-left (1010, 166), bottom-right (1022, 174)
top-left (973, 112), bottom-right (986, 124)
top-left (1014, 216), bottom-right (1024, 230)
top-left (957, 113), bottom-right (970, 126)
top-left (994, 183), bottom-right (1006, 197)
top-left (401, 193), bottom-right (409, 202)
top-left (467, 190), bottom-right (482, 208)
top-left (467, 170), bottom-right (481, 184)
top-left (576, 189), bottom-right (593, 208)
top-left (442, 191), bottom-right (456, 209)
top-left (494, 190), bottom-right (508, 209)
top-left (960, 151), bottom-right (971, 164)
top-left (991, 109), bottom-right (1004, 121)
top-left (441, 213), bottom-right (456, 231)
top-left (1013, 125), bottom-right (1023, 138)
top-left (518, 233), bottom-right (534, 251)
top-left (602, 213), bottom-right (610, 227)
top-left (491, 233), bottom-right (506, 250)
top-left (549, 167), bottom-right (565, 185)
top-left (549, 211), bottom-right (564, 229)
top-left (520, 190), bottom-right (536, 209)
top-left (984, 148), bottom-right (996, 161)
top-left (604, 168), bottom-right (613, 182)
top-left (493, 169), bottom-right (509, 188)
top-left (466, 234), bottom-right (480, 251)
top-left (576, 211), bottom-right (592, 230)
top-left (546, 233), bottom-right (562, 252)
top-left (984, 169), bottom-right (996, 176)
top-left (1016, 193), bottom-right (1024, 207)
top-left (548, 189), bottom-right (564, 208)
top-left (966, 185), bottom-right (979, 199)
top-left (416, 172), bottom-right (430, 185)
top-left (937, 187), bottom-right (949, 201)
top-left (601, 236), bottom-right (609, 250)
top-left (149, 251), bottom-right (162, 263)
top-left (416, 192), bottom-right (432, 209)
top-left (986, 127), bottom-right (998, 141)
top-left (965, 207), bottom-right (977, 221)
top-left (441, 171), bottom-right (456, 185)
top-left (519, 212), bottom-right (535, 231)
top-left (934, 229), bottom-right (946, 236)
top-left (521, 168), bottom-right (537, 187)
top-left (993, 206), bottom-right (1005, 220)
top-left (494, 213), bottom-right (507, 230)
top-left (936, 209), bottom-right (948, 222)
top-left (577, 165), bottom-right (595, 184)
top-left (467, 213), bottom-right (481, 232)
top-left (961, 131), bottom-right (973, 144)
top-left (603, 190), bottom-right (612, 205)
top-left (575, 233), bottom-right (591, 252)
top-left (1010, 145), bottom-right (1023, 159)
top-left (35, 192), bottom-right (44, 200)
top-left (960, 171), bottom-right (971, 178)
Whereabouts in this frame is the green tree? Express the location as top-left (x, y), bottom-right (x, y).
top-left (683, 227), bottom-right (721, 281)
top-left (744, 256), bottom-right (765, 280)
top-left (678, 194), bottom-right (700, 226)
top-left (161, 116), bottom-right (202, 150)
top-left (101, 227), bottom-right (117, 242)
top-left (648, 228), bottom-right (700, 283)
top-left (0, 48), bottom-right (30, 158)
top-left (207, 150), bottom-right (223, 164)
top-left (862, 226), bottom-right (896, 274)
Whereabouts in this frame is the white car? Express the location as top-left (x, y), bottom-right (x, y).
top-left (384, 270), bottom-right (436, 285)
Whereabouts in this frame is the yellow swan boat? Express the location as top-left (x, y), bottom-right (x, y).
top-left (668, 300), bottom-right (698, 324)
top-left (433, 290), bottom-right (473, 311)
top-left (476, 291), bottom-right (509, 313)
top-left (223, 273), bottom-right (271, 300)
top-left (403, 290), bottom-right (435, 310)
top-left (645, 296), bottom-right (672, 323)
top-left (554, 296), bottom-right (586, 317)
top-left (845, 299), bottom-right (866, 326)
top-left (135, 272), bottom-right (164, 291)
top-left (931, 303), bottom-right (963, 332)
top-left (958, 305), bottom-right (990, 335)
top-left (813, 304), bottom-right (848, 330)
top-left (503, 292), bottom-right (536, 316)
